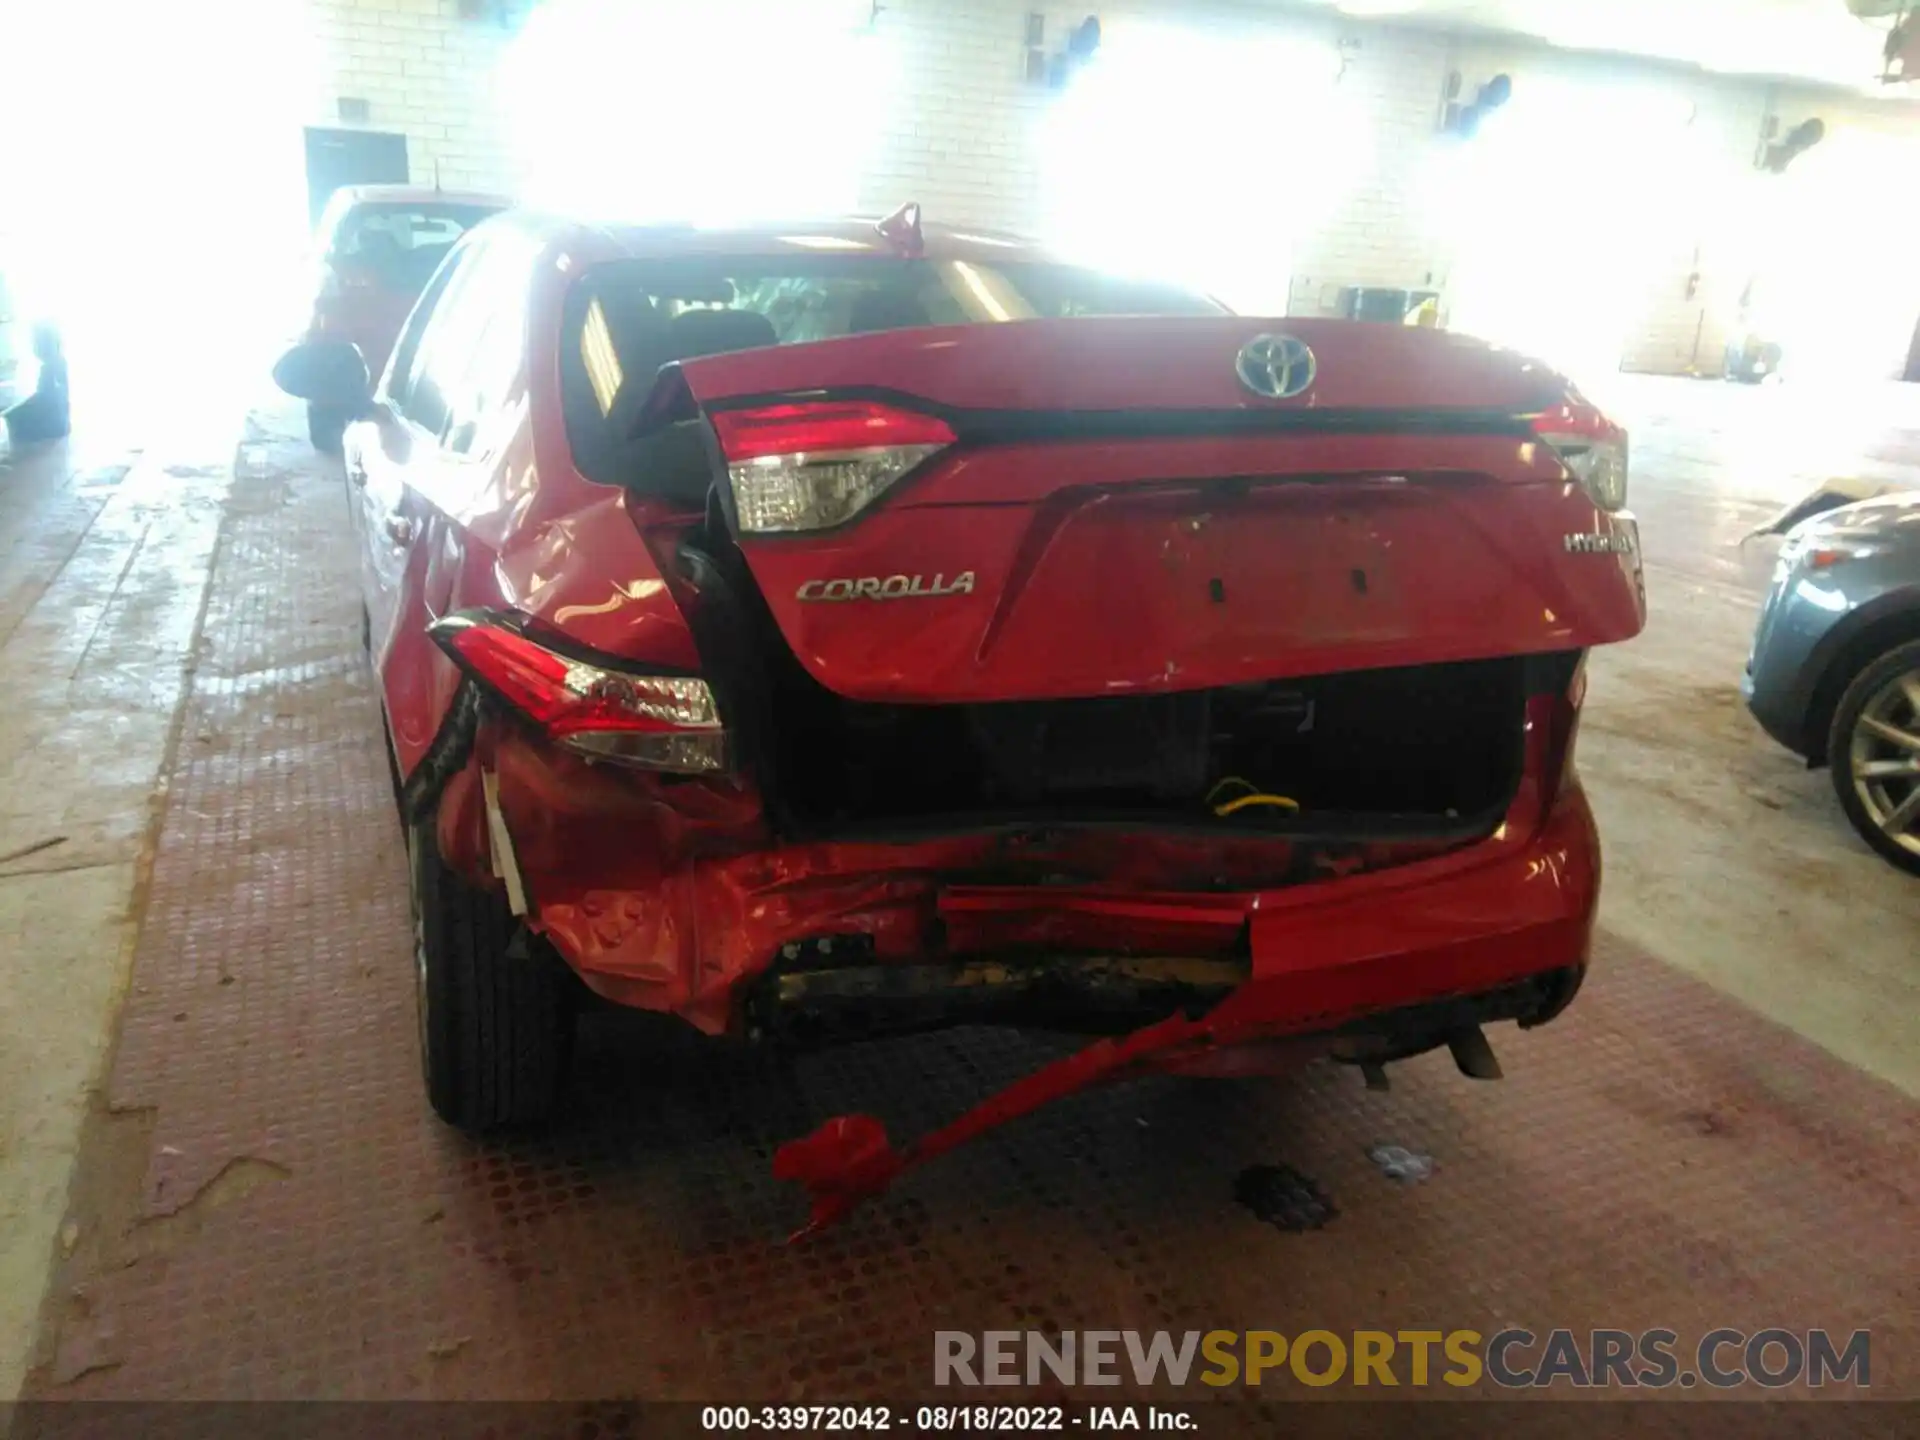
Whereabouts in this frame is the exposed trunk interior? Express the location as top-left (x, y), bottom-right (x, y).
top-left (676, 525), bottom-right (1551, 844)
top-left (789, 657), bottom-right (1529, 831)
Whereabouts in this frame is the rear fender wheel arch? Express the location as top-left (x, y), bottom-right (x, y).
top-left (1826, 637), bottom-right (1920, 876)
top-left (408, 808), bottom-right (574, 1131)
top-left (1802, 601), bottom-right (1920, 767)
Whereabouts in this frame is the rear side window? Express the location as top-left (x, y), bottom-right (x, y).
top-left (383, 243), bottom-right (470, 410)
top-left (389, 250), bottom-right (479, 436)
top-left (390, 236), bottom-right (533, 454)
top-left (559, 254), bottom-right (1223, 481)
top-left (428, 241), bottom-right (533, 456)
top-left (327, 202), bottom-right (500, 292)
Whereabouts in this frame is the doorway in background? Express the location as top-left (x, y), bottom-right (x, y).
top-left (304, 129), bottom-right (411, 226)
top-left (1740, 126), bottom-right (1920, 385)
top-left (1433, 77), bottom-right (1705, 389)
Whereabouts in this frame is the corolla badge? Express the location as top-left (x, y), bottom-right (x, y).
top-left (796, 572), bottom-right (976, 602)
top-left (1235, 333), bottom-right (1316, 400)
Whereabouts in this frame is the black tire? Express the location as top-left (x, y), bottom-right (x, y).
top-left (5, 360), bottom-right (70, 443)
top-left (410, 815), bottom-right (573, 1130)
top-left (1826, 638), bottom-right (1920, 877)
top-left (380, 712), bottom-right (407, 829)
top-left (308, 404), bottom-right (347, 455)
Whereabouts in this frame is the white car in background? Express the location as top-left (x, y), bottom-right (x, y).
top-left (0, 252), bottom-right (71, 445)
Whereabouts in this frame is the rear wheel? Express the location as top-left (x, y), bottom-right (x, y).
top-left (5, 359), bottom-right (70, 443)
top-left (307, 404), bottom-right (347, 455)
top-left (410, 815), bottom-right (574, 1130)
top-left (1828, 639), bottom-right (1920, 876)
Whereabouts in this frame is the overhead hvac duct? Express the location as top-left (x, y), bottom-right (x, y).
top-left (1844, 0), bottom-right (1920, 82)
top-left (1886, 14), bottom-right (1920, 80)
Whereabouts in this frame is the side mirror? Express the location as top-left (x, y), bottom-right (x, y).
top-left (272, 340), bottom-right (372, 412)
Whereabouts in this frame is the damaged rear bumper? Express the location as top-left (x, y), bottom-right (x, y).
top-left (448, 728), bottom-right (1599, 1230)
top-left (466, 710), bottom-right (1591, 1032)
top-left (769, 786), bottom-right (1596, 1233)
top-left (732, 857), bottom-right (1586, 1236)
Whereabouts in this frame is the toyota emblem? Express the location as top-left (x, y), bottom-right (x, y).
top-left (1234, 333), bottom-right (1317, 400)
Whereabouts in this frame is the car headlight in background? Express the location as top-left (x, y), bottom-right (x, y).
top-left (1778, 530), bottom-right (1879, 578)
top-left (1802, 542), bottom-right (1879, 569)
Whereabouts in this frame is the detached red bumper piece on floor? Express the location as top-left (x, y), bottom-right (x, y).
top-left (774, 783), bottom-right (1597, 1235)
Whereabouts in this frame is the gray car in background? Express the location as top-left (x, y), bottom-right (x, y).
top-left (1745, 493), bottom-right (1920, 873)
top-left (0, 254), bottom-right (70, 446)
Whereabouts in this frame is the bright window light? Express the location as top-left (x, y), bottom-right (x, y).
top-left (777, 236), bottom-right (874, 250)
top-left (2, 0), bottom-right (317, 428)
top-left (580, 299), bottom-right (624, 414)
top-left (1729, 125), bottom-right (1920, 383)
top-left (1041, 24), bottom-right (1364, 315)
top-left (505, 0), bottom-right (896, 225)
top-left (1430, 78), bottom-right (1709, 386)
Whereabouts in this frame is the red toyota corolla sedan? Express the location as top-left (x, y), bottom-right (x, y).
top-left (274, 205), bottom-right (1643, 1232)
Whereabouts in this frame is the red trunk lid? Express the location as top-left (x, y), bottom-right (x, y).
top-left (668, 317), bottom-right (1644, 704)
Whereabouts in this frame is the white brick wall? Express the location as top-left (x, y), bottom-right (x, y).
top-left (860, 0), bottom-right (1050, 232)
top-left (297, 0), bottom-right (1920, 375)
top-left (305, 0), bottom-right (516, 193)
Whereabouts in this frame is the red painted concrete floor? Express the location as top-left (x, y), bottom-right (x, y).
top-left (14, 415), bottom-right (1919, 1433)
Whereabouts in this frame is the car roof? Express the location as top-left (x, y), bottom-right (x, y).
top-left (493, 211), bottom-right (1058, 268)
top-left (329, 184), bottom-right (512, 211)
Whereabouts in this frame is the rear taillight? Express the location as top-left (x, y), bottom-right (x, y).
top-left (1532, 399), bottom-right (1629, 513)
top-left (317, 259), bottom-right (378, 301)
top-left (430, 612), bottom-right (726, 774)
top-left (710, 399), bottom-right (955, 534)
top-left (308, 262), bottom-right (378, 335)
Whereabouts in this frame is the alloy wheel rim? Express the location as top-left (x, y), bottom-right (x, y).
top-left (1848, 666), bottom-right (1920, 856)
top-left (410, 839), bottom-right (431, 1073)
top-left (415, 911), bottom-right (430, 1065)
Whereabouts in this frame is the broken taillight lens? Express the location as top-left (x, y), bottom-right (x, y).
top-left (430, 611), bottom-right (727, 774)
top-left (711, 399), bottom-right (954, 534)
top-left (1532, 398), bottom-right (1629, 513)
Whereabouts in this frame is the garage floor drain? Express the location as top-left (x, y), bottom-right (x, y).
top-left (1234, 1163), bottom-right (1337, 1232)
top-left (1367, 1144), bottom-right (1435, 1182)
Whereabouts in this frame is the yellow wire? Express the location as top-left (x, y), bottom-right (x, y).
top-left (1205, 776), bottom-right (1301, 816)
top-left (1205, 775), bottom-right (1259, 807)
top-left (1214, 792), bottom-right (1300, 816)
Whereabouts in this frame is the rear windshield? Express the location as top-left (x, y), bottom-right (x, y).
top-left (561, 254), bottom-right (1224, 477)
top-left (329, 202), bottom-right (500, 291)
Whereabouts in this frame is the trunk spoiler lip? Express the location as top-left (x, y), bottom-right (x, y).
top-left (627, 374), bottom-right (1551, 539)
top-left (644, 376), bottom-right (1547, 446)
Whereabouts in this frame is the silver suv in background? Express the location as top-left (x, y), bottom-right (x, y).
top-left (1745, 493), bottom-right (1920, 873)
top-left (0, 254), bottom-right (70, 445)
